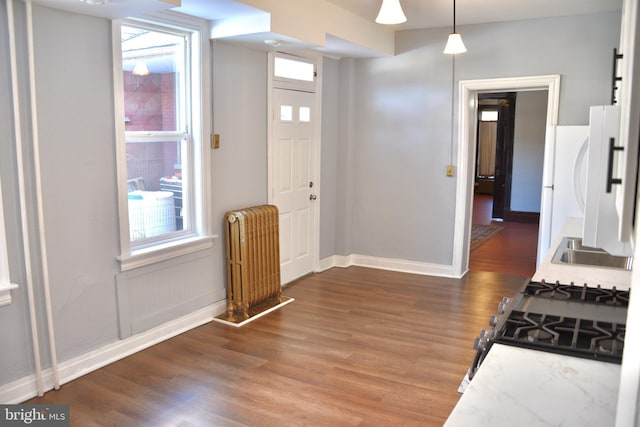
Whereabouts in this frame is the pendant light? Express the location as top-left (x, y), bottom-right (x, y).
top-left (132, 61), bottom-right (150, 76)
top-left (376, 0), bottom-right (407, 25)
top-left (444, 0), bottom-right (466, 54)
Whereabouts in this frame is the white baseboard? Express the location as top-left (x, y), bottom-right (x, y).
top-left (318, 254), bottom-right (461, 278)
top-left (0, 300), bottom-right (227, 404)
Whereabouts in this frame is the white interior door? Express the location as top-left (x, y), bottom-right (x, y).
top-left (272, 88), bottom-right (317, 284)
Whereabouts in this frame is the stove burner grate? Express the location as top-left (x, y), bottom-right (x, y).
top-left (523, 281), bottom-right (630, 308)
top-left (495, 310), bottom-right (625, 363)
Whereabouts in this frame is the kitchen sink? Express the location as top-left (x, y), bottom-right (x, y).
top-left (562, 237), bottom-right (604, 252)
top-left (552, 237), bottom-right (633, 270)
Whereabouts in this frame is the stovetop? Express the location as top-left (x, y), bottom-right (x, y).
top-left (489, 280), bottom-right (629, 364)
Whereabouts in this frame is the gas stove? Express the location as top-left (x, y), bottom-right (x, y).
top-left (466, 279), bottom-right (629, 382)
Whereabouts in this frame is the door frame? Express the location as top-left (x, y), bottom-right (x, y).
top-left (267, 51), bottom-right (323, 280)
top-left (452, 75), bottom-right (561, 277)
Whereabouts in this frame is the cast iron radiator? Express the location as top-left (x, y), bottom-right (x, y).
top-left (223, 205), bottom-right (283, 322)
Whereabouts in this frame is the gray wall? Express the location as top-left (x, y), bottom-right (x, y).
top-left (320, 57), bottom-right (339, 259)
top-left (33, 6), bottom-right (120, 360)
top-left (330, 12), bottom-right (621, 265)
top-left (511, 90), bottom-right (548, 212)
top-left (0, 6), bottom-right (269, 389)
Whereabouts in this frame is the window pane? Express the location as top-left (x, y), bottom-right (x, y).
top-left (480, 110), bottom-right (498, 121)
top-left (274, 57), bottom-right (314, 82)
top-left (122, 25), bottom-right (184, 132)
top-left (121, 23), bottom-right (190, 246)
top-left (126, 138), bottom-right (185, 240)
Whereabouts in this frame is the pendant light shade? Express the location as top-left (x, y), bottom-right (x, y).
top-left (132, 61), bottom-right (150, 76)
top-left (375, 0), bottom-right (407, 25)
top-left (444, 0), bottom-right (466, 54)
top-left (444, 33), bottom-right (467, 54)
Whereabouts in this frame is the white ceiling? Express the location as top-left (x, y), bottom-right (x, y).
top-left (323, 0), bottom-right (623, 30)
top-left (177, 0), bottom-right (623, 30)
top-left (30, 0), bottom-right (623, 57)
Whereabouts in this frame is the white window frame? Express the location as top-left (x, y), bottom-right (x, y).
top-left (0, 177), bottom-right (18, 307)
top-left (112, 12), bottom-right (214, 271)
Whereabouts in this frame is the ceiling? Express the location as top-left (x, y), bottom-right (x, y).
top-left (177, 0), bottom-right (622, 30)
top-left (30, 0), bottom-right (623, 57)
top-left (337, 0), bottom-right (622, 30)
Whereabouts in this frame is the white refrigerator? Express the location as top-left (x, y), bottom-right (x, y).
top-left (538, 125), bottom-right (589, 264)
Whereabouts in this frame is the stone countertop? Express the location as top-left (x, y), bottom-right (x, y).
top-left (444, 344), bottom-right (621, 427)
top-left (444, 219), bottom-right (630, 426)
top-left (533, 217), bottom-right (631, 290)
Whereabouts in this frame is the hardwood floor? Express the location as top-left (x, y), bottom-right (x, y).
top-left (26, 267), bottom-right (526, 426)
top-left (469, 194), bottom-right (539, 277)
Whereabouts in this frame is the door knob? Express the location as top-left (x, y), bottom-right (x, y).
top-left (309, 194), bottom-right (317, 200)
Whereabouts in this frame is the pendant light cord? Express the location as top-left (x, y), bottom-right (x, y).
top-left (450, 55), bottom-right (456, 166)
top-left (453, 0), bottom-right (456, 32)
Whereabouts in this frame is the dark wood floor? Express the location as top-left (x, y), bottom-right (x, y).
top-left (27, 267), bottom-right (527, 426)
top-left (469, 194), bottom-right (539, 277)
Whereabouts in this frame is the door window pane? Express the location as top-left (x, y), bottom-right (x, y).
top-left (299, 106), bottom-right (311, 122)
top-left (280, 105), bottom-right (293, 121)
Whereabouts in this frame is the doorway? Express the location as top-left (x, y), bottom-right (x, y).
top-left (470, 91), bottom-right (547, 277)
top-left (267, 52), bottom-right (322, 285)
top-left (475, 93), bottom-right (517, 221)
top-left (451, 75), bottom-right (561, 278)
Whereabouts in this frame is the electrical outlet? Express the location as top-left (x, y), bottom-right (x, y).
top-left (446, 165), bottom-right (455, 177)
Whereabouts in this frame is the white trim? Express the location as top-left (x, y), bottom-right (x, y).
top-left (312, 57), bottom-right (323, 275)
top-left (117, 234), bottom-right (217, 271)
top-left (0, 300), bottom-right (227, 404)
top-left (0, 283), bottom-right (19, 307)
top-left (113, 13), bottom-right (213, 272)
top-left (318, 254), bottom-right (460, 278)
top-left (112, 19), bottom-right (131, 259)
top-left (25, 0), bottom-right (60, 390)
top-left (452, 75), bottom-right (561, 277)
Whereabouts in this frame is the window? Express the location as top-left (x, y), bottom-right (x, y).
top-left (113, 15), bottom-right (212, 270)
top-left (274, 56), bottom-right (315, 82)
top-left (271, 53), bottom-right (316, 92)
top-left (480, 110), bottom-right (498, 121)
top-left (0, 180), bottom-right (18, 307)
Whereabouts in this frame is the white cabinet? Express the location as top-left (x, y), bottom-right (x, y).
top-left (583, 105), bottom-right (632, 256)
top-left (582, 0), bottom-right (640, 257)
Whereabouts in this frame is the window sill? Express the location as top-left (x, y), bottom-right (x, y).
top-left (118, 235), bottom-right (218, 271)
top-left (0, 282), bottom-right (19, 307)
